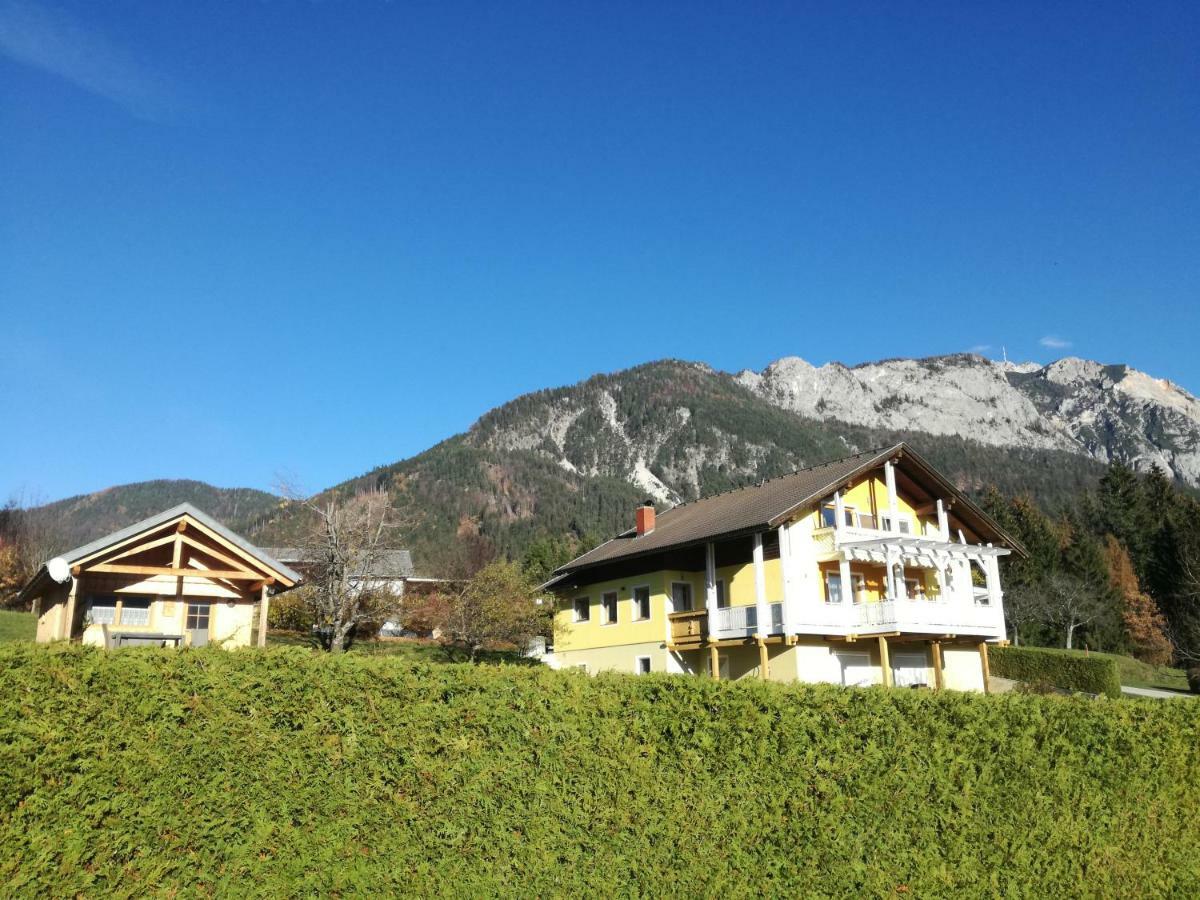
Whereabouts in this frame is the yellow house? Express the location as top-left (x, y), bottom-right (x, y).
top-left (18, 504), bottom-right (300, 649)
top-left (545, 444), bottom-right (1023, 692)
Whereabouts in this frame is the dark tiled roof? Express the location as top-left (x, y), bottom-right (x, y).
top-left (555, 445), bottom-right (901, 576)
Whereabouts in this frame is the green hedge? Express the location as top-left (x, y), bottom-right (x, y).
top-left (1, 645), bottom-right (1197, 896)
top-left (990, 645), bottom-right (1123, 698)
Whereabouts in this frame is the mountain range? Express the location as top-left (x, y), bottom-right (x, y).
top-left (24, 353), bottom-right (1200, 574)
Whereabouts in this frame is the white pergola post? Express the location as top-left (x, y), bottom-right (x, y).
top-left (985, 545), bottom-right (1003, 606)
top-left (838, 555), bottom-right (853, 606)
top-left (833, 490), bottom-right (846, 537)
top-left (885, 461), bottom-right (900, 532)
top-left (936, 499), bottom-right (949, 541)
top-left (753, 533), bottom-right (769, 637)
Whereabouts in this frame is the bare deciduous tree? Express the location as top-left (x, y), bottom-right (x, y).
top-left (0, 494), bottom-right (58, 610)
top-left (281, 484), bottom-right (406, 653)
top-left (1042, 573), bottom-right (1107, 650)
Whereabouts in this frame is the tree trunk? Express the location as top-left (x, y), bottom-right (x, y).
top-left (1066, 622), bottom-right (1075, 650)
top-left (329, 620), bottom-right (353, 654)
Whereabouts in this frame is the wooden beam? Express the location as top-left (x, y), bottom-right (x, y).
top-left (709, 644), bottom-right (719, 680)
top-left (177, 520), bottom-right (187, 533)
top-left (250, 578), bottom-right (276, 592)
top-left (103, 533), bottom-right (180, 564)
top-left (878, 635), bottom-right (893, 688)
top-left (978, 641), bottom-right (991, 694)
top-left (84, 564), bottom-right (265, 580)
top-left (931, 640), bottom-right (944, 691)
top-left (179, 534), bottom-right (267, 579)
top-left (257, 583), bottom-right (270, 648)
top-left (180, 517), bottom-right (296, 587)
top-left (757, 638), bottom-right (769, 680)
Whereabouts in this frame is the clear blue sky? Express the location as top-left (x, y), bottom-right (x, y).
top-left (2, 1), bottom-right (1197, 503)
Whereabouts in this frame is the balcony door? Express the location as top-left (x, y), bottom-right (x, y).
top-left (186, 602), bottom-right (211, 647)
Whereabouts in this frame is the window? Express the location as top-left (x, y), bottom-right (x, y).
top-left (852, 573), bottom-right (868, 603)
top-left (858, 513), bottom-right (877, 530)
top-left (635, 656), bottom-right (651, 675)
top-left (86, 596), bottom-right (116, 625)
top-left (120, 597), bottom-right (151, 626)
top-left (715, 580), bottom-right (728, 609)
top-left (905, 578), bottom-right (924, 600)
top-left (881, 513), bottom-right (913, 534)
top-left (185, 602), bottom-right (210, 630)
top-left (761, 531), bottom-right (781, 560)
top-left (821, 504), bottom-right (857, 528)
top-left (633, 586), bottom-right (651, 620)
top-left (825, 572), bottom-right (844, 604)
top-left (671, 582), bottom-right (693, 612)
top-left (601, 591), bottom-right (618, 625)
top-left (573, 597), bottom-right (590, 623)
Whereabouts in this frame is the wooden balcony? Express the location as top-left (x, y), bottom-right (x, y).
top-left (668, 609), bottom-right (708, 648)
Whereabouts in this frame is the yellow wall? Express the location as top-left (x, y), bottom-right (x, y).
top-left (555, 557), bottom-right (784, 652)
top-left (810, 472), bottom-right (937, 536)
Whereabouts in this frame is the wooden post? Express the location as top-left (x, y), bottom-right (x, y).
top-left (978, 641), bottom-right (991, 694)
top-left (709, 644), bottom-right (720, 680)
top-left (62, 577), bottom-right (80, 641)
top-left (878, 635), bottom-right (893, 688)
top-left (931, 640), bottom-right (944, 691)
top-left (257, 584), bottom-right (270, 648)
top-left (757, 638), bottom-right (769, 680)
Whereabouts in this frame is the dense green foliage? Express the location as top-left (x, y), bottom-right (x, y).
top-left (990, 646), bottom-right (1122, 698)
top-left (3, 645), bottom-right (1199, 896)
top-left (985, 462), bottom-right (1200, 662)
top-left (0, 611), bottom-right (34, 643)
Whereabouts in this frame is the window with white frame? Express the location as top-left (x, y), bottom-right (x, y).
top-left (601, 591), bottom-right (618, 625)
top-left (573, 597), bottom-right (590, 623)
top-left (635, 656), bottom-right (651, 675)
top-left (120, 597), bottom-right (152, 626)
top-left (85, 595), bottom-right (117, 625)
top-left (880, 513), bottom-right (913, 534)
top-left (671, 582), bottom-right (693, 612)
top-left (633, 586), bottom-right (651, 620)
top-left (821, 504), bottom-right (857, 528)
top-left (825, 571), bottom-right (844, 604)
top-left (852, 573), bottom-right (868, 603)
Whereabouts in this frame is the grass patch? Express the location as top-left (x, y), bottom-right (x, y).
top-left (0, 611), bottom-right (34, 643)
top-left (267, 629), bottom-right (532, 664)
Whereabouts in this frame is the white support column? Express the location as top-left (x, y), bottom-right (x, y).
top-left (838, 555), bottom-right (853, 606)
top-left (704, 542), bottom-right (718, 621)
top-left (753, 533), bottom-right (769, 637)
top-left (885, 461), bottom-right (900, 532)
top-left (777, 524), bottom-right (795, 635)
top-left (936, 499), bottom-right (949, 542)
top-left (833, 490), bottom-right (845, 539)
top-left (932, 552), bottom-right (946, 600)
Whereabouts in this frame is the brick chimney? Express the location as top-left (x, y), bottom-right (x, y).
top-left (635, 501), bottom-right (656, 536)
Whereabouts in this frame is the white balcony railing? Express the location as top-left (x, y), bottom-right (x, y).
top-left (790, 598), bottom-right (1005, 637)
top-left (711, 602), bottom-right (784, 639)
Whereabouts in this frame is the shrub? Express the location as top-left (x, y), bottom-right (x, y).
top-left (1188, 667), bottom-right (1200, 695)
top-left (1, 645), bottom-right (1197, 895)
top-left (990, 645), bottom-right (1122, 698)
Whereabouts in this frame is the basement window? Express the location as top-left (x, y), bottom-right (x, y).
top-left (635, 656), bottom-right (651, 675)
top-left (573, 597), bottom-right (590, 623)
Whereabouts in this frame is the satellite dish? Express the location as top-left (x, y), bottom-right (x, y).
top-left (46, 557), bottom-right (71, 583)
